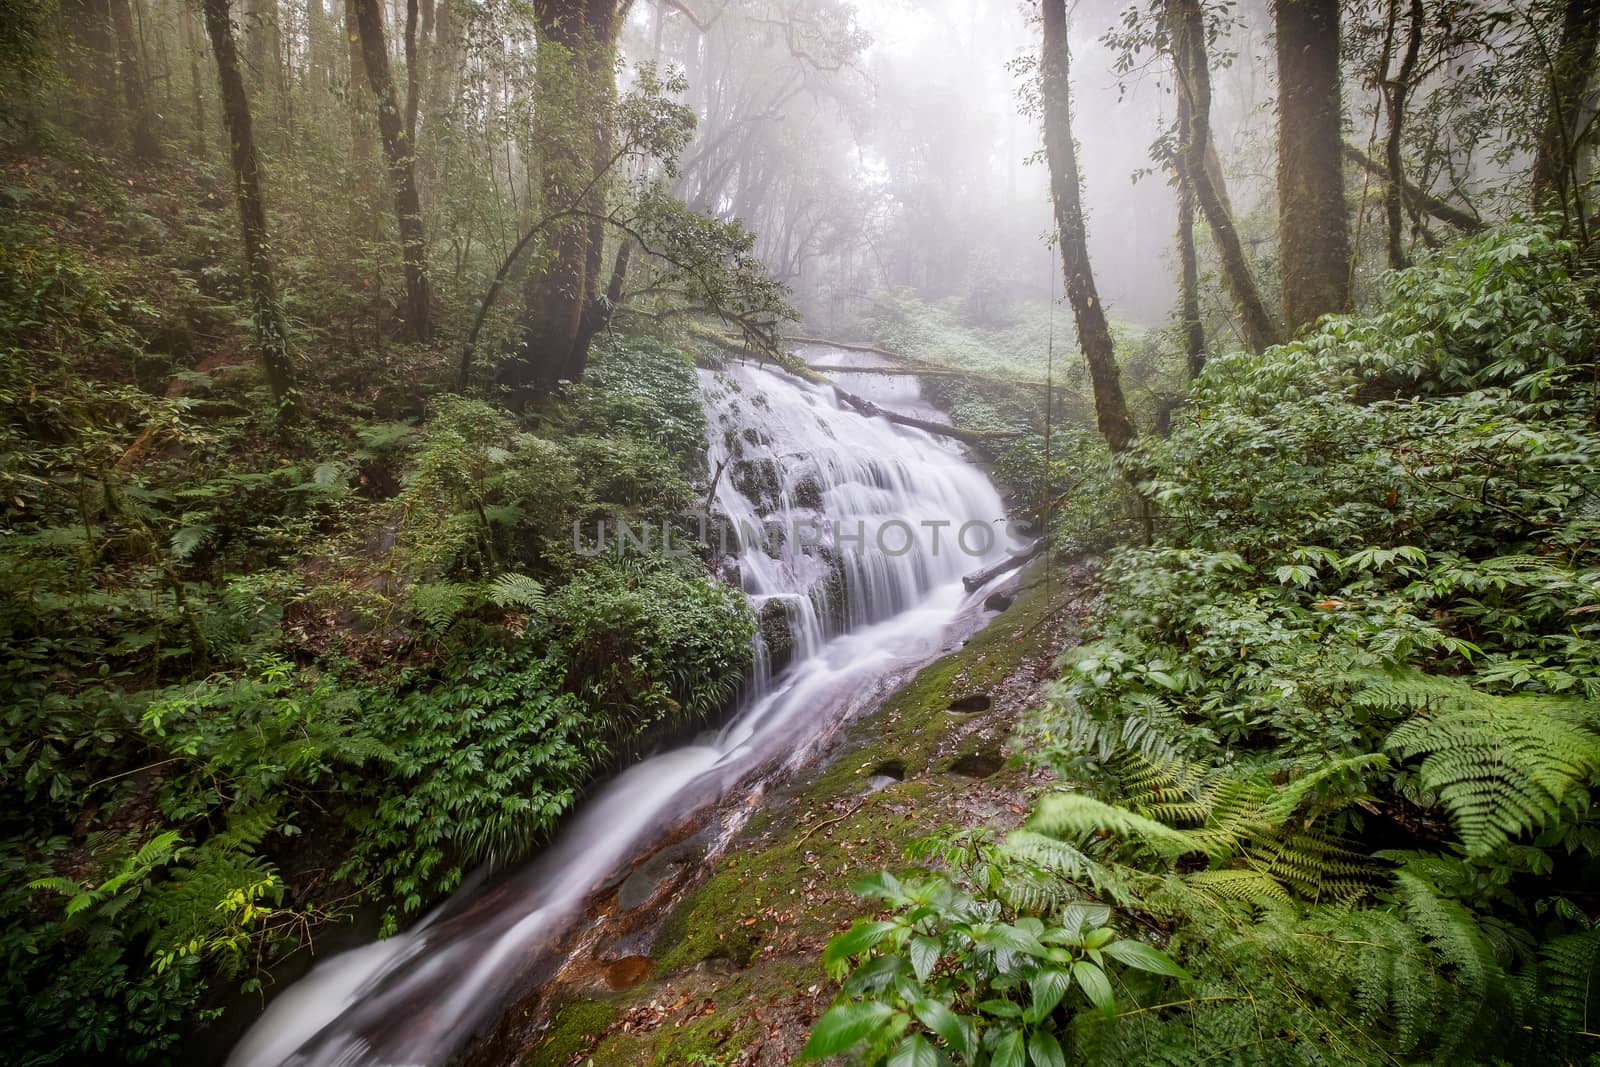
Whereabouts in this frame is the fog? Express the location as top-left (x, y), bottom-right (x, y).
top-left (622, 0), bottom-right (1283, 333)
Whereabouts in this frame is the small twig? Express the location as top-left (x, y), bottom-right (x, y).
top-left (798, 798), bottom-right (865, 844)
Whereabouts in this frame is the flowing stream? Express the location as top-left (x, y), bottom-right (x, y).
top-left (228, 348), bottom-right (1014, 1067)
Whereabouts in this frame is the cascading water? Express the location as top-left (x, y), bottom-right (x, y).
top-left (228, 348), bottom-right (1016, 1067)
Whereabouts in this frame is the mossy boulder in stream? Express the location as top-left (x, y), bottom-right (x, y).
top-left (758, 599), bottom-right (796, 675)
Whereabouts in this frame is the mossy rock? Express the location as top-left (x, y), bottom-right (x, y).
top-left (730, 458), bottom-right (781, 514)
top-left (758, 599), bottom-right (797, 674)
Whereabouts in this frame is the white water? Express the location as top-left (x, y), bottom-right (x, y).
top-left (228, 352), bottom-right (1014, 1067)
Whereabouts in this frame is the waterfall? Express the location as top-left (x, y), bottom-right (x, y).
top-left (228, 349), bottom-right (1014, 1067)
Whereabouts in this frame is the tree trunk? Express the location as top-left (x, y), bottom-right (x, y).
top-left (509, 0), bottom-right (621, 393)
top-left (62, 0), bottom-right (116, 139)
top-left (1383, 0), bottom-right (1424, 269)
top-left (180, 0), bottom-right (208, 155)
top-left (1274, 0), bottom-right (1351, 332)
top-left (1040, 0), bottom-right (1137, 455)
top-left (1170, 0), bottom-right (1284, 354)
top-left (200, 0), bottom-right (297, 413)
top-left (242, 0), bottom-right (278, 89)
top-left (109, 0), bottom-right (160, 158)
top-left (351, 0), bottom-right (432, 339)
top-left (344, 0), bottom-right (379, 232)
top-left (1532, 0), bottom-right (1600, 220)
top-left (423, 0), bottom-right (464, 134)
top-left (1175, 88), bottom-right (1205, 379)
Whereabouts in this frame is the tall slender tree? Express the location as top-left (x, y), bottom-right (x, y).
top-left (351, 0), bottom-right (432, 339)
top-left (1169, 0), bottom-right (1284, 354)
top-left (1531, 0), bottom-right (1600, 219)
top-left (108, 0), bottom-right (159, 158)
top-left (1039, 0), bottom-right (1137, 455)
top-left (1174, 88), bottom-right (1205, 379)
top-left (199, 0), bottom-right (297, 412)
top-left (1274, 0), bottom-right (1351, 332)
top-left (1380, 0), bottom-right (1425, 269)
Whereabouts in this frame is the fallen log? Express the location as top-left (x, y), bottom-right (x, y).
top-left (786, 336), bottom-right (906, 361)
top-left (830, 385), bottom-right (1021, 446)
top-left (963, 540), bottom-right (1046, 592)
top-left (808, 363), bottom-right (1052, 389)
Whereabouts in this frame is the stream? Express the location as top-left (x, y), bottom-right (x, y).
top-left (227, 347), bottom-right (1015, 1067)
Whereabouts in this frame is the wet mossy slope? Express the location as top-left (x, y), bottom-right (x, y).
top-left (527, 563), bottom-right (1090, 1066)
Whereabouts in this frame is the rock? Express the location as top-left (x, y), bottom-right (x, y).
top-left (983, 591), bottom-right (1013, 612)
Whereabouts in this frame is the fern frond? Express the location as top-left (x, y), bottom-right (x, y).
top-left (409, 581), bottom-right (474, 630)
top-left (487, 573), bottom-right (546, 612)
top-left (1381, 676), bottom-right (1600, 855)
top-left (1028, 792), bottom-right (1216, 860)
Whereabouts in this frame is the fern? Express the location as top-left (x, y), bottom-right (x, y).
top-left (1375, 673), bottom-right (1600, 855)
top-left (409, 580), bottom-right (474, 630)
top-left (487, 572), bottom-right (545, 612)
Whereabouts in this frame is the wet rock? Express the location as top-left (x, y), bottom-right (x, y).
top-left (731, 458), bottom-right (782, 514)
top-left (601, 955), bottom-right (653, 991)
top-left (983, 591), bottom-right (1014, 613)
top-left (947, 693), bottom-right (992, 713)
top-left (758, 600), bottom-right (796, 675)
top-left (791, 474), bottom-right (824, 511)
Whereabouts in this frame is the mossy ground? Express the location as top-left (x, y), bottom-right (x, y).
top-left (523, 563), bottom-right (1091, 1066)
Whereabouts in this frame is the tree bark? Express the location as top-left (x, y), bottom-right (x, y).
top-left (344, 0), bottom-right (378, 232)
top-left (1532, 0), bottom-right (1600, 220)
top-left (1040, 0), bottom-right (1137, 455)
top-left (1383, 0), bottom-right (1424, 269)
top-left (1274, 0), bottom-right (1352, 332)
top-left (242, 0), bottom-right (278, 89)
top-left (109, 0), bottom-right (160, 158)
top-left (1174, 87), bottom-right (1205, 378)
top-left (351, 0), bottom-right (432, 339)
top-left (509, 0), bottom-right (622, 393)
top-left (1170, 0), bottom-right (1284, 354)
top-left (180, 0), bottom-right (208, 156)
top-left (200, 0), bottom-right (297, 412)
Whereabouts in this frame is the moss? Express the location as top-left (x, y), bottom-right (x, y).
top-left (729, 458), bottom-right (781, 514)
top-left (602, 564), bottom-right (1072, 1065)
top-left (757, 599), bottom-right (796, 674)
top-left (791, 474), bottom-right (823, 510)
top-left (525, 997), bottom-right (618, 1066)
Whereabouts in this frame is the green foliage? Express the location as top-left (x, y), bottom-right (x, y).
top-left (803, 864), bottom-right (1185, 1066)
top-left (812, 227), bottom-right (1600, 1066)
top-left (542, 561), bottom-right (755, 733)
top-left (349, 648), bottom-right (606, 926)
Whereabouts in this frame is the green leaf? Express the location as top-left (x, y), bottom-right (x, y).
top-left (1102, 939), bottom-right (1188, 978)
top-left (170, 524), bottom-right (214, 560)
top-left (1073, 960), bottom-right (1116, 1019)
top-left (1028, 1030), bottom-right (1067, 1067)
top-left (912, 998), bottom-right (968, 1057)
top-left (799, 1001), bottom-right (897, 1060)
top-left (1027, 968), bottom-right (1072, 1022)
top-left (888, 1033), bottom-right (942, 1067)
top-left (991, 1028), bottom-right (1026, 1067)
top-left (979, 998), bottom-right (1024, 1019)
top-left (823, 920), bottom-right (901, 972)
top-left (910, 935), bottom-right (942, 982)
